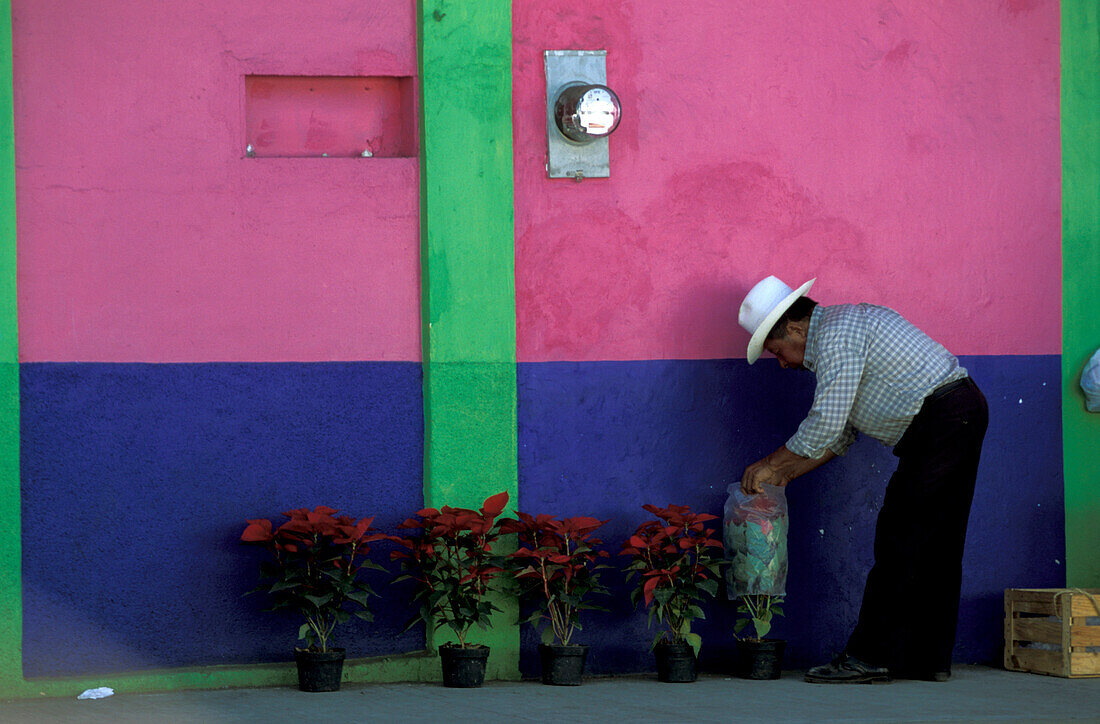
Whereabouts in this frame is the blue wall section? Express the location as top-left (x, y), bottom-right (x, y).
top-left (20, 362), bottom-right (425, 678)
top-left (19, 356), bottom-right (1063, 678)
top-left (516, 355), bottom-right (1064, 675)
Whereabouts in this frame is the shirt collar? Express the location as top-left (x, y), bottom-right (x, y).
top-left (803, 305), bottom-right (823, 371)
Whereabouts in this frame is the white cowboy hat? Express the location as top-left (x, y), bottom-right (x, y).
top-left (739, 275), bottom-right (815, 364)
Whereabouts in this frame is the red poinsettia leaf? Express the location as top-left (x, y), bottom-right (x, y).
top-left (415, 507), bottom-right (440, 518)
top-left (694, 513), bottom-right (719, 523)
top-left (240, 519), bottom-right (273, 542)
top-left (277, 519), bottom-right (312, 535)
top-left (313, 505), bottom-right (339, 516)
top-left (569, 516), bottom-right (604, 528)
top-left (309, 511), bottom-right (339, 531)
top-left (498, 519), bottom-right (523, 535)
top-left (643, 575), bottom-right (660, 606)
top-left (481, 491), bottom-right (509, 518)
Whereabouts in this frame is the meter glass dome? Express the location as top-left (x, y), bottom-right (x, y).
top-left (554, 83), bottom-right (622, 144)
top-left (576, 87), bottom-right (618, 136)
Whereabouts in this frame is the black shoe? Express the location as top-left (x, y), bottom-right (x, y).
top-left (805, 654), bottom-right (892, 684)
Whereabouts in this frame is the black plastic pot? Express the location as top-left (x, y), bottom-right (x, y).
top-left (439, 645), bottom-right (490, 688)
top-left (735, 638), bottom-right (785, 680)
top-left (654, 641), bottom-right (697, 683)
top-left (294, 648), bottom-right (346, 692)
top-left (539, 643), bottom-right (588, 686)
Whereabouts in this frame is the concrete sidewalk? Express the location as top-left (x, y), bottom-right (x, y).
top-left (1, 666), bottom-right (1098, 723)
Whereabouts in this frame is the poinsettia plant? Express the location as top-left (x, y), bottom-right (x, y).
top-left (734, 594), bottom-right (785, 641)
top-left (621, 504), bottom-right (725, 657)
top-left (240, 506), bottom-right (385, 653)
top-left (388, 491), bottom-right (510, 648)
top-left (500, 513), bottom-right (611, 646)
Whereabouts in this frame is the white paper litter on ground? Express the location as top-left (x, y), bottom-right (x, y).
top-left (77, 687), bottom-right (114, 700)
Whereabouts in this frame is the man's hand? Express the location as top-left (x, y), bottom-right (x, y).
top-left (740, 445), bottom-right (837, 495)
top-left (741, 458), bottom-right (787, 495)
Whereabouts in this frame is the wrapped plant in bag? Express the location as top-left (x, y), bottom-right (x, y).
top-left (723, 484), bottom-right (788, 598)
top-left (724, 485), bottom-right (790, 679)
top-left (621, 504), bottom-right (725, 657)
top-left (500, 513), bottom-right (611, 646)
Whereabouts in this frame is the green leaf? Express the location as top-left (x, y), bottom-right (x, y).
top-left (298, 623), bottom-right (311, 641)
top-left (345, 590), bottom-right (373, 607)
top-left (685, 632), bottom-right (702, 658)
top-left (541, 627), bottom-right (557, 645)
top-left (268, 577), bottom-right (299, 593)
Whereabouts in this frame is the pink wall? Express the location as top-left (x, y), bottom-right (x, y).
top-left (14, 1), bottom-right (420, 363)
top-left (514, 1), bottom-right (1061, 362)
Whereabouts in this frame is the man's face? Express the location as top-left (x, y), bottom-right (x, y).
top-left (763, 321), bottom-right (808, 370)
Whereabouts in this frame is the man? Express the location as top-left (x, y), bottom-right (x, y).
top-left (738, 275), bottom-right (988, 684)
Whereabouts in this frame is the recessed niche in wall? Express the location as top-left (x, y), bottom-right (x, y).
top-left (245, 75), bottom-right (416, 158)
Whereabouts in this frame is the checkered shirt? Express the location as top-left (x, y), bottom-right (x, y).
top-left (786, 303), bottom-right (967, 459)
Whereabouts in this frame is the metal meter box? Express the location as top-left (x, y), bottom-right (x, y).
top-left (545, 50), bottom-right (621, 180)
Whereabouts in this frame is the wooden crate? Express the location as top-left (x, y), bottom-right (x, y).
top-left (1004, 588), bottom-right (1100, 678)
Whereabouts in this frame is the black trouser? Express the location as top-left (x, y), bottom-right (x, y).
top-left (845, 376), bottom-right (988, 676)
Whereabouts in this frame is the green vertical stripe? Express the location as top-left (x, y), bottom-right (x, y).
top-left (0, 0), bottom-right (23, 694)
top-left (418, 0), bottom-right (519, 679)
top-left (1061, 1), bottom-right (1100, 587)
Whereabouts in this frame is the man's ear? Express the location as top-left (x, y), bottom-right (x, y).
top-left (786, 318), bottom-right (809, 342)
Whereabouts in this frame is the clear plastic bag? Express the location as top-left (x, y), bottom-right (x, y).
top-left (1082, 348), bottom-right (1100, 413)
top-left (723, 484), bottom-right (788, 599)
